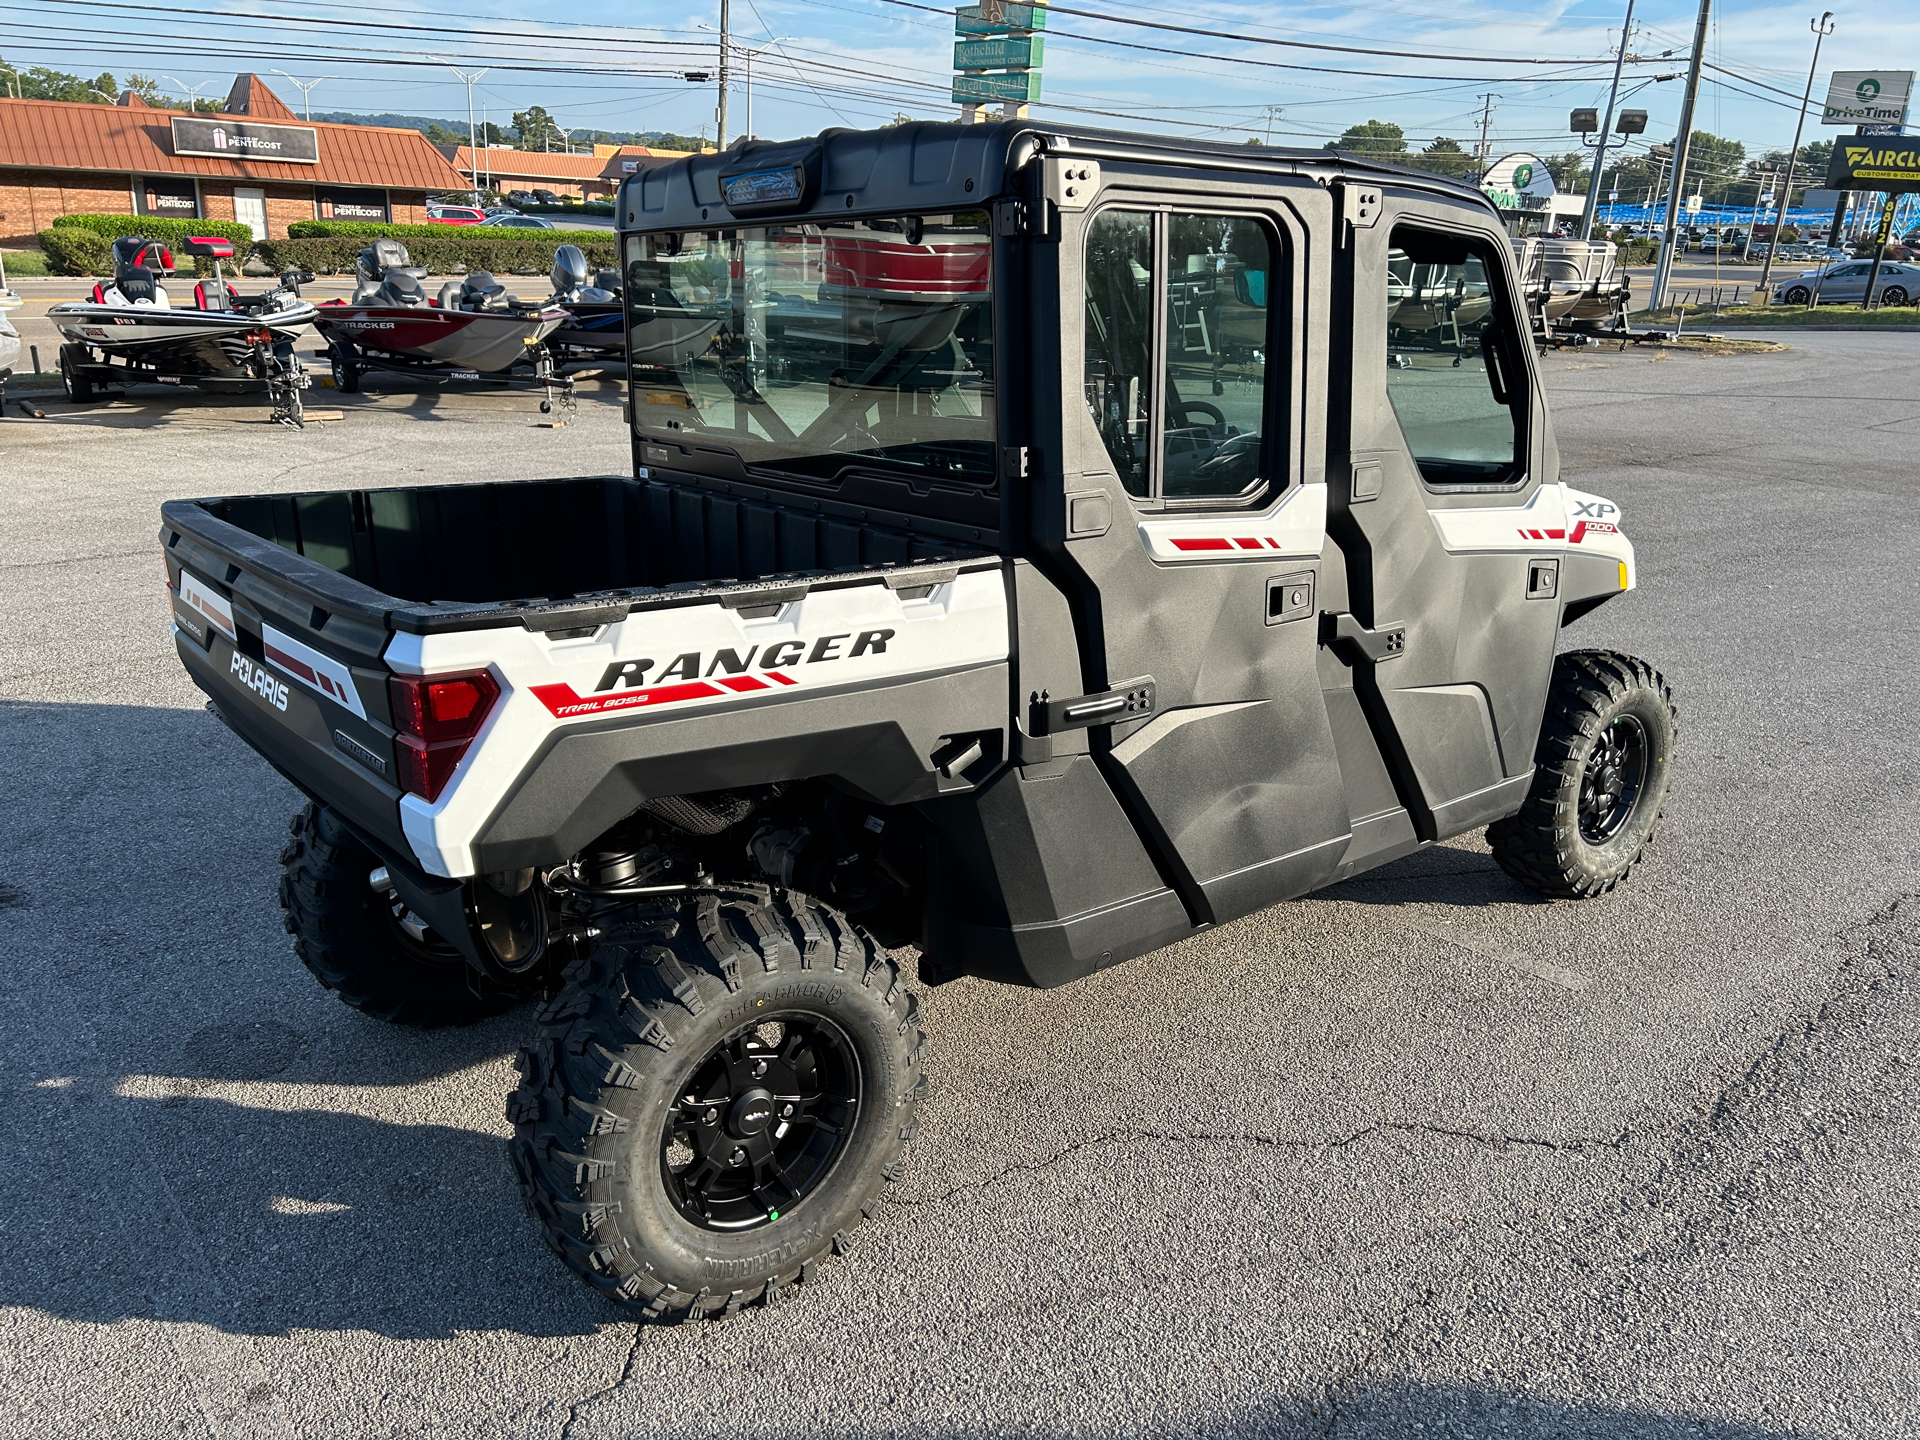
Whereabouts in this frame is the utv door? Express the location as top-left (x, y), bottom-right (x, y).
top-left (1327, 184), bottom-right (1560, 864)
top-left (1035, 162), bottom-right (1352, 928)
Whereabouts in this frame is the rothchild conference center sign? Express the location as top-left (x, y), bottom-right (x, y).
top-left (170, 116), bottom-right (320, 165)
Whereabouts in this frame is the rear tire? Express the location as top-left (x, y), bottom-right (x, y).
top-left (507, 888), bottom-right (928, 1320)
top-left (278, 804), bottom-right (517, 1025)
top-left (1488, 650), bottom-right (1678, 900)
top-left (1782, 285), bottom-right (1812, 305)
top-left (1881, 286), bottom-right (1909, 307)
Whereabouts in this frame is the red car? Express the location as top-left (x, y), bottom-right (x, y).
top-left (427, 205), bottom-right (485, 226)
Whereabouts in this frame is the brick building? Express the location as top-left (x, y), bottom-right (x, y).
top-left (0, 74), bottom-right (468, 245)
top-left (445, 145), bottom-right (687, 201)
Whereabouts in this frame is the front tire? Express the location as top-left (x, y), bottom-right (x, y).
top-left (1881, 285), bottom-right (1909, 307)
top-left (1488, 651), bottom-right (1678, 899)
top-left (508, 889), bottom-right (928, 1319)
top-left (278, 804), bottom-right (517, 1025)
top-left (59, 345), bottom-right (94, 404)
top-left (1781, 285), bottom-right (1812, 306)
top-left (328, 344), bottom-right (361, 394)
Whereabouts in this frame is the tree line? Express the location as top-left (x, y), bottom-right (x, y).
top-left (1313, 118), bottom-right (1836, 210)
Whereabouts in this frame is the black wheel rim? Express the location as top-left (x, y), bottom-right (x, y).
top-left (1578, 714), bottom-right (1649, 845)
top-left (660, 1013), bottom-right (861, 1232)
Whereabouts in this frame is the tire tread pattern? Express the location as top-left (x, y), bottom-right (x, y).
top-left (1487, 649), bottom-right (1678, 900)
top-left (506, 888), bottom-right (927, 1322)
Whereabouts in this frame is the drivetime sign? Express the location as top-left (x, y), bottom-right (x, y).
top-left (171, 117), bottom-right (319, 164)
top-left (1821, 71), bottom-right (1913, 126)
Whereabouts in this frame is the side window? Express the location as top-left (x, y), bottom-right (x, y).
top-left (1383, 226), bottom-right (1524, 486)
top-left (1083, 210), bottom-right (1153, 497)
top-left (1083, 208), bottom-right (1281, 507)
top-left (1164, 214), bottom-right (1272, 500)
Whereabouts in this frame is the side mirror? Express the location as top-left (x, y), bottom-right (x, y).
top-left (1233, 269), bottom-right (1267, 307)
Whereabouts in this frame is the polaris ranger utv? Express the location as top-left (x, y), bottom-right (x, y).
top-left (160, 121), bottom-right (1676, 1320)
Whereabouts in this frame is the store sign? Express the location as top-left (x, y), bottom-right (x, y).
top-left (171, 116), bottom-right (319, 164)
top-left (1826, 138), bottom-right (1920, 193)
top-left (316, 186), bottom-right (388, 221)
top-left (1821, 71), bottom-right (1913, 126)
top-left (138, 176), bottom-right (199, 218)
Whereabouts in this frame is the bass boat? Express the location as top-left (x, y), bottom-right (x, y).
top-left (47, 237), bottom-right (317, 425)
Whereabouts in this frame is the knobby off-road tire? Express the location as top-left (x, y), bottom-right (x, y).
top-left (508, 888), bottom-right (928, 1320)
top-left (278, 804), bottom-right (516, 1025)
top-left (1488, 649), bottom-right (1678, 900)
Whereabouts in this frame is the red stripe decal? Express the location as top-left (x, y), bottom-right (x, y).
top-left (717, 675), bottom-right (768, 693)
top-left (530, 680), bottom-right (722, 719)
top-left (1235, 537), bottom-right (1263, 549)
top-left (1569, 521), bottom-right (1587, 544)
top-left (765, 671), bottom-right (798, 686)
top-left (262, 643), bottom-right (318, 685)
top-left (1544, 529), bottom-right (1566, 540)
top-left (1265, 537), bottom-right (1282, 548)
top-left (1171, 538), bottom-right (1233, 552)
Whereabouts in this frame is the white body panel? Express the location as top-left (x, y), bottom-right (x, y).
top-left (388, 568), bottom-right (1011, 878)
top-left (1426, 482), bottom-right (1635, 587)
top-left (1135, 480), bottom-right (1327, 562)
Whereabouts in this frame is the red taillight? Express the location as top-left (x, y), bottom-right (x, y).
top-left (388, 670), bottom-right (499, 802)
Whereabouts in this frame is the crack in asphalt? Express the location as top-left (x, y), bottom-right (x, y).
top-left (886, 1119), bottom-right (1631, 1210)
top-left (556, 1324), bottom-right (644, 1440)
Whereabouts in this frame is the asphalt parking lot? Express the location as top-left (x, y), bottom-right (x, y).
top-left (2, 333), bottom-right (1917, 1439)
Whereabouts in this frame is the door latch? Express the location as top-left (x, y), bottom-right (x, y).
top-left (1324, 613), bottom-right (1406, 663)
top-left (1029, 677), bottom-right (1155, 736)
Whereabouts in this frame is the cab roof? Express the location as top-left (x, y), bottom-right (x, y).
top-left (614, 118), bottom-right (1492, 234)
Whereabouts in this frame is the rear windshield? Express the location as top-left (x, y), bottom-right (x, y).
top-left (623, 214), bottom-right (996, 489)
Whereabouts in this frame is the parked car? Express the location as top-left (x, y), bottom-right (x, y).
top-left (531, 189), bottom-right (562, 204)
top-left (479, 214), bottom-right (556, 229)
top-left (507, 190), bottom-right (538, 206)
top-left (1771, 259), bottom-right (1919, 306)
top-left (427, 205), bottom-right (486, 226)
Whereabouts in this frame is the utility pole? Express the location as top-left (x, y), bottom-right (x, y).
top-left (1757, 12), bottom-right (1835, 298)
top-left (1262, 104), bottom-right (1284, 147)
top-left (1474, 93), bottom-right (1501, 180)
top-left (1581, 0), bottom-right (1636, 239)
top-left (716, 0), bottom-right (732, 149)
top-left (437, 62), bottom-right (490, 205)
top-left (271, 71), bottom-right (336, 123)
top-left (1650, 0), bottom-right (1712, 312)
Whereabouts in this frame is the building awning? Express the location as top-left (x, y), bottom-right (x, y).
top-left (0, 88), bottom-right (467, 191)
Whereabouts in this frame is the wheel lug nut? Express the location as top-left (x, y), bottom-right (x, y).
top-left (730, 1148), bottom-right (746, 1166)
top-left (705, 1108), bottom-right (719, 1125)
top-left (781, 1104), bottom-right (794, 1118)
top-left (752, 1059), bottom-right (768, 1078)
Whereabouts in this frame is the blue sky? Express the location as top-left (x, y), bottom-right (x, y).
top-left (7, 0), bottom-right (1913, 160)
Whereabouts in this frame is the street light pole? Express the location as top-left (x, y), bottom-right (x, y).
top-left (1650, 0), bottom-right (1713, 312)
top-left (163, 76), bottom-right (215, 110)
top-left (435, 62), bottom-right (490, 205)
top-left (716, 0), bottom-right (732, 149)
top-left (1581, 0), bottom-right (1636, 240)
top-left (270, 71), bottom-right (337, 123)
top-left (1757, 12), bottom-right (1835, 299)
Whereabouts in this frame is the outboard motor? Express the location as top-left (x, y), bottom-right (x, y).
top-left (548, 245), bottom-right (592, 302)
top-left (548, 245), bottom-right (616, 304)
top-left (353, 239), bottom-right (430, 306)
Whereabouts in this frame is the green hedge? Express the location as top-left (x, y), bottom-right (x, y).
top-left (47, 214), bottom-right (258, 276)
top-left (38, 227), bottom-right (111, 276)
top-left (257, 234), bottom-right (619, 276)
top-left (285, 220), bottom-right (611, 242)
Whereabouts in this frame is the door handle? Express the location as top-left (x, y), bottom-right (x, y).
top-left (1324, 613), bottom-right (1407, 663)
top-left (1029, 677), bottom-right (1156, 735)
